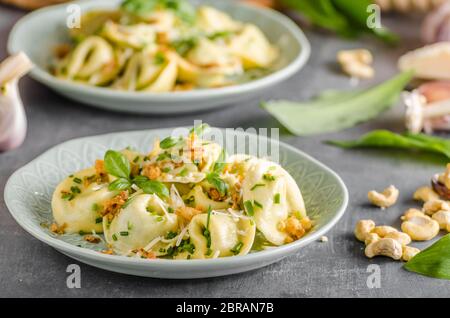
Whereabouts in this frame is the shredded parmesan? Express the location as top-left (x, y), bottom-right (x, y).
top-left (176, 227), bottom-right (188, 247)
top-left (143, 236), bottom-right (162, 251)
top-left (212, 250), bottom-right (220, 258)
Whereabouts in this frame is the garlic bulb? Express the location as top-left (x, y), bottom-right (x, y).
top-left (422, 1), bottom-right (450, 43)
top-left (0, 52), bottom-right (33, 151)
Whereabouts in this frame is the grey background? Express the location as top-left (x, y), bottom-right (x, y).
top-left (1, 4), bottom-right (449, 297)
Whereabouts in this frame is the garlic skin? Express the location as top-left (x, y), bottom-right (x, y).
top-left (422, 1), bottom-right (450, 43)
top-left (0, 52), bottom-right (33, 152)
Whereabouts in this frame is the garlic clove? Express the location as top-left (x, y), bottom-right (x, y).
top-left (0, 52), bottom-right (33, 152)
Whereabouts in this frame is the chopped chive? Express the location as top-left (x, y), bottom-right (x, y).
top-left (95, 217), bottom-right (103, 224)
top-left (274, 193), bottom-right (281, 204)
top-left (78, 230), bottom-right (87, 235)
top-left (73, 177), bottom-right (82, 184)
top-left (162, 167), bottom-right (171, 173)
top-left (133, 156), bottom-right (139, 163)
top-left (156, 216), bottom-right (164, 222)
top-left (251, 183), bottom-right (265, 191)
top-left (69, 174), bottom-right (74, 178)
top-left (231, 242), bottom-right (243, 255)
top-left (165, 231), bottom-right (178, 239)
top-left (254, 200), bottom-right (263, 209)
top-left (244, 200), bottom-right (254, 216)
top-left (112, 234), bottom-right (118, 241)
top-left (120, 231), bottom-right (129, 236)
top-left (178, 168), bottom-right (188, 177)
top-left (127, 221), bottom-right (133, 230)
top-left (70, 186), bottom-right (81, 194)
top-left (206, 248), bottom-right (213, 256)
top-left (61, 192), bottom-right (74, 200)
top-left (168, 207), bottom-right (174, 213)
top-left (263, 174), bottom-right (276, 181)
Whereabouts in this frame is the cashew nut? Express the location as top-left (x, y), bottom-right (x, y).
top-left (402, 246), bottom-right (420, 262)
top-left (384, 231), bottom-right (412, 246)
top-left (365, 238), bottom-right (403, 260)
top-left (413, 186), bottom-right (439, 202)
top-left (368, 185), bottom-right (399, 209)
top-left (423, 199), bottom-right (450, 215)
top-left (364, 233), bottom-right (380, 246)
top-left (401, 213), bottom-right (440, 241)
top-left (354, 219), bottom-right (375, 242)
top-left (337, 49), bottom-right (374, 79)
top-left (372, 225), bottom-right (398, 237)
top-left (401, 208), bottom-right (424, 221)
top-left (431, 210), bottom-right (450, 229)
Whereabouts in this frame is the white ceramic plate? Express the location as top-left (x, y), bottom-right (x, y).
top-left (4, 128), bottom-right (348, 278)
top-left (7, 0), bottom-right (310, 114)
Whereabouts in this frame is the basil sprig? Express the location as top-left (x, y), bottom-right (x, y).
top-left (104, 150), bottom-right (130, 179)
top-left (190, 123), bottom-right (210, 137)
top-left (404, 234), bottom-right (450, 280)
top-left (206, 172), bottom-right (228, 196)
top-left (104, 149), bottom-right (169, 198)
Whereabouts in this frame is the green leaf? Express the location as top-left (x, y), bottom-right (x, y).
top-left (121, 0), bottom-right (196, 24)
top-left (206, 172), bottom-right (228, 196)
top-left (261, 71), bottom-right (413, 136)
top-left (327, 130), bottom-right (450, 159)
top-left (104, 150), bottom-right (131, 179)
top-left (108, 178), bottom-right (132, 191)
top-left (404, 234), bottom-right (450, 280)
top-left (213, 149), bottom-right (227, 173)
top-left (160, 136), bottom-right (179, 149)
top-left (133, 176), bottom-right (169, 198)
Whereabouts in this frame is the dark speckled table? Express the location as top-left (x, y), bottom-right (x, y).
top-left (1, 4), bottom-right (449, 297)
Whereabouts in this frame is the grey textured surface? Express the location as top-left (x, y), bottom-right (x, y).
top-left (1, 5), bottom-right (449, 297)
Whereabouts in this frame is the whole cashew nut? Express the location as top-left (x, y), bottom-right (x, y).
top-left (364, 233), bottom-right (380, 246)
top-left (401, 208), bottom-right (425, 221)
top-left (423, 199), bottom-right (450, 215)
top-left (368, 185), bottom-right (399, 209)
top-left (384, 231), bottom-right (412, 246)
top-left (431, 210), bottom-right (450, 229)
top-left (438, 163), bottom-right (450, 189)
top-left (372, 225), bottom-right (398, 237)
top-left (337, 49), bottom-right (374, 79)
top-left (413, 186), bottom-right (439, 202)
top-left (354, 219), bottom-right (375, 242)
top-left (402, 245), bottom-right (421, 262)
top-left (365, 238), bottom-right (403, 260)
top-left (401, 214), bottom-right (440, 241)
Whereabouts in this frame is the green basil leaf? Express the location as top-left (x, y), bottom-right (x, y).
top-left (104, 150), bottom-right (131, 179)
top-left (134, 176), bottom-right (169, 198)
top-left (206, 172), bottom-right (228, 196)
top-left (213, 149), bottom-right (227, 173)
top-left (160, 136), bottom-right (179, 149)
top-left (108, 178), bottom-right (131, 191)
top-left (327, 130), bottom-right (450, 159)
top-left (261, 71), bottom-right (413, 136)
top-left (404, 234), bottom-right (450, 280)
top-left (121, 0), bottom-right (196, 24)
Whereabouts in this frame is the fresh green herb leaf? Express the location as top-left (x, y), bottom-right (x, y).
top-left (206, 206), bottom-right (212, 230)
top-left (404, 234), bottom-right (450, 280)
top-left (112, 234), bottom-right (118, 241)
top-left (230, 242), bottom-right (243, 255)
top-left (95, 217), bottom-right (103, 224)
top-left (168, 207), bottom-right (174, 213)
top-left (251, 183), bottom-right (266, 191)
top-left (160, 136), bottom-right (179, 149)
top-left (134, 176), bottom-right (169, 198)
top-left (244, 200), bottom-right (254, 216)
top-left (162, 167), bottom-right (171, 173)
top-left (104, 150), bottom-right (131, 179)
top-left (61, 192), bottom-right (74, 201)
top-left (261, 71), bottom-right (413, 136)
top-left (154, 52), bottom-right (166, 65)
top-left (73, 177), bottom-right (82, 184)
top-left (121, 0), bottom-right (196, 23)
top-left (171, 37), bottom-right (198, 56)
top-left (206, 172), bottom-right (228, 196)
top-left (133, 156), bottom-right (140, 163)
top-left (274, 193), bottom-right (281, 204)
top-left (156, 152), bottom-right (171, 161)
top-left (108, 178), bottom-right (131, 191)
top-left (327, 130), bottom-right (450, 159)
top-left (70, 186), bottom-right (81, 194)
top-left (120, 231), bottom-right (129, 236)
top-left (208, 31), bottom-right (233, 41)
top-left (165, 231), bottom-right (178, 239)
top-left (213, 149), bottom-right (227, 173)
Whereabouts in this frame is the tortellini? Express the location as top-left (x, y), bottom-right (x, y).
top-left (104, 194), bottom-right (178, 255)
top-left (53, 2), bottom-right (278, 91)
top-left (241, 158), bottom-right (306, 245)
top-left (188, 212), bottom-right (255, 259)
top-left (52, 167), bottom-right (116, 234)
top-left (51, 124), bottom-right (311, 260)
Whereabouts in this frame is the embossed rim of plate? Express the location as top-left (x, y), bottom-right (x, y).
top-left (4, 128), bottom-right (348, 270)
top-left (7, 0), bottom-right (310, 100)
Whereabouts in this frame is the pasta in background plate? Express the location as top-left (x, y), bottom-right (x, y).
top-left (51, 124), bottom-right (312, 259)
top-left (51, 0), bottom-right (280, 92)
